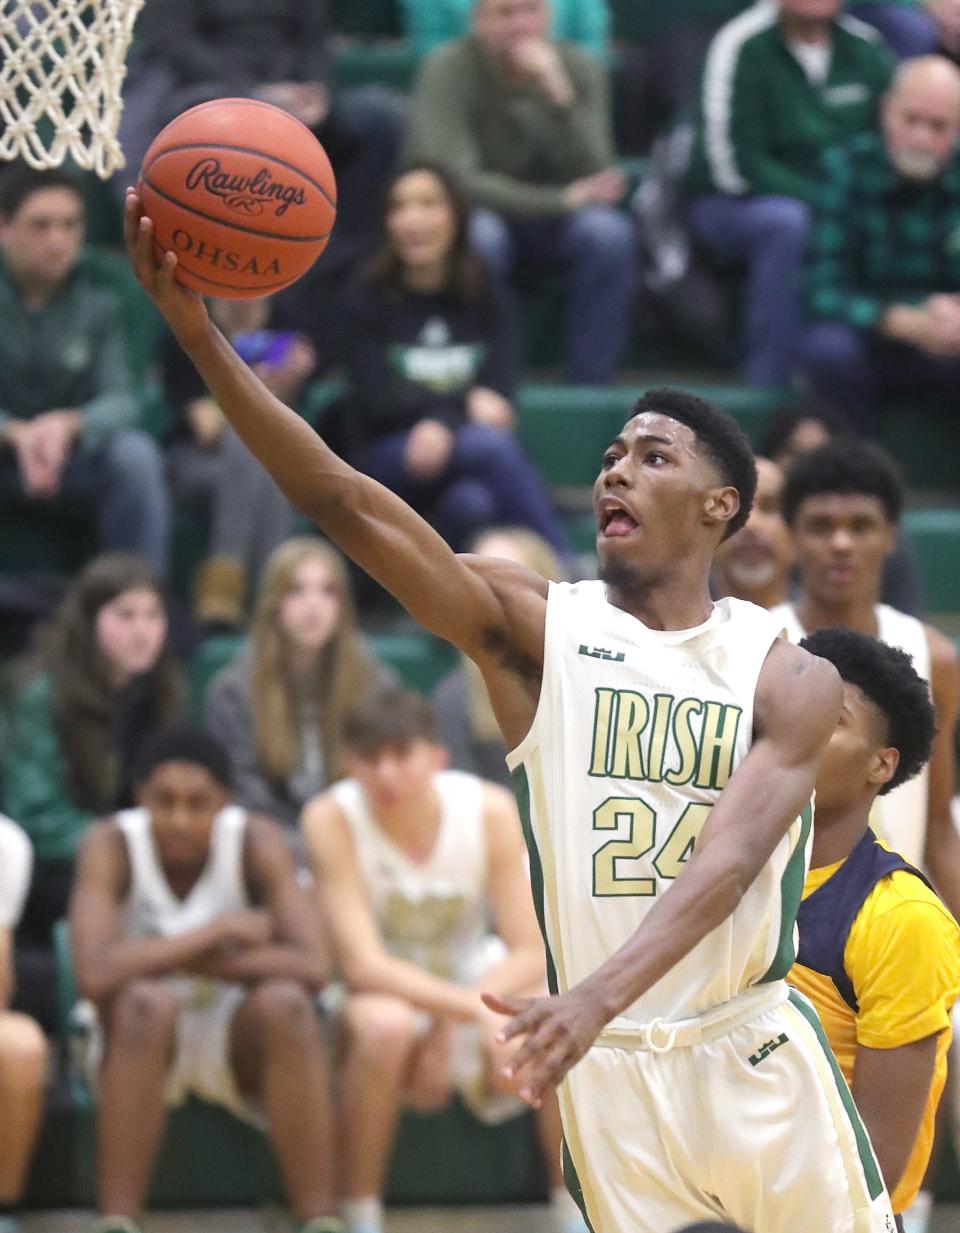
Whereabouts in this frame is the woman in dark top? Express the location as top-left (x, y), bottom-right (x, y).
top-left (341, 163), bottom-right (571, 558)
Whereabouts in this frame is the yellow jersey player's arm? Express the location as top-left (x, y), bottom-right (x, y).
top-left (848, 883), bottom-right (960, 1209)
top-left (124, 196), bottom-right (547, 747)
top-left (922, 629), bottom-right (960, 918)
top-left (492, 640), bottom-right (841, 1103)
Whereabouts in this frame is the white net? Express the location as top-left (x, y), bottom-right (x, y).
top-left (0, 0), bottom-right (144, 179)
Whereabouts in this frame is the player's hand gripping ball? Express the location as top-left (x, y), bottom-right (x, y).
top-left (138, 97), bottom-right (337, 300)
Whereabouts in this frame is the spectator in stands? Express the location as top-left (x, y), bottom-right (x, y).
top-left (400, 0), bottom-right (610, 60)
top-left (803, 57), bottom-right (960, 428)
top-left (204, 538), bottom-right (387, 839)
top-left (433, 526), bottom-right (566, 788)
top-left (0, 816), bottom-right (47, 1233)
top-left (303, 687), bottom-right (587, 1233)
top-left (712, 456), bottom-right (793, 609)
top-left (686, 0), bottom-right (894, 387)
top-left (118, 0), bottom-right (403, 361)
top-left (772, 441), bottom-right (960, 923)
top-left (340, 164), bottom-right (572, 558)
top-left (163, 297), bottom-right (316, 629)
top-left (849, 0), bottom-right (942, 57)
top-left (407, 0), bottom-right (636, 384)
top-left (0, 166), bottom-right (169, 576)
top-left (760, 404), bottom-right (925, 616)
top-left (2, 554), bottom-right (182, 944)
top-left (69, 727), bottom-right (337, 1233)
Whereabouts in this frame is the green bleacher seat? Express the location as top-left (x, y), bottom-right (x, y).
top-left (903, 509), bottom-right (960, 614)
top-left (876, 409), bottom-right (960, 491)
top-left (333, 43), bottom-right (418, 91)
top-left (516, 383), bottom-right (791, 487)
top-left (369, 630), bottom-right (457, 694)
top-left (330, 0), bottom-right (402, 38)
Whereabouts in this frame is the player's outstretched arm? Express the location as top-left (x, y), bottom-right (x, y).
top-left (486, 639), bottom-right (841, 1105)
top-left (124, 192), bottom-right (543, 662)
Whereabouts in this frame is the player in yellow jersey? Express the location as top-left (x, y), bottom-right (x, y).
top-left (789, 627), bottom-right (960, 1232)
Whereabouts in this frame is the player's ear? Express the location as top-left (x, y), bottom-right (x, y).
top-left (869, 745), bottom-right (899, 791)
top-left (704, 485), bottom-right (740, 533)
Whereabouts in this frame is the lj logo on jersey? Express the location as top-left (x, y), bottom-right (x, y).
top-left (589, 688), bottom-right (743, 789)
top-left (579, 645), bottom-right (625, 663)
top-left (748, 1033), bottom-right (789, 1067)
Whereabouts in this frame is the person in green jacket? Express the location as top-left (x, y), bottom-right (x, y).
top-left (3, 554), bottom-right (182, 943)
top-left (686, 0), bottom-right (894, 387)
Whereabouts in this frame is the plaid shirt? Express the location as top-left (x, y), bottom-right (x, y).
top-left (808, 130), bottom-right (960, 329)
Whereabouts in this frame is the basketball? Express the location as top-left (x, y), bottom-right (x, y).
top-left (138, 97), bottom-right (337, 299)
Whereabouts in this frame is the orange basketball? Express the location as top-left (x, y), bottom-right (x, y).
top-left (139, 97), bottom-right (337, 300)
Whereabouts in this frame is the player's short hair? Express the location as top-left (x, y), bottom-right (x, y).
top-left (343, 686), bottom-right (438, 757)
top-left (800, 627), bottom-right (936, 795)
top-left (629, 388), bottom-right (757, 539)
top-left (0, 162), bottom-right (84, 219)
top-left (133, 726), bottom-right (233, 790)
top-left (782, 440), bottom-right (904, 527)
top-left (757, 403), bottom-right (855, 461)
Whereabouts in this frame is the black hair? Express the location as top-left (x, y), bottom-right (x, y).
top-left (629, 388), bottom-right (757, 539)
top-left (0, 162), bottom-right (84, 219)
top-left (800, 627), bottom-right (936, 795)
top-left (782, 440), bottom-right (904, 527)
top-left (366, 160), bottom-right (486, 305)
top-left (133, 726), bottom-right (233, 790)
top-left (343, 686), bottom-right (438, 756)
top-left (758, 403), bottom-right (856, 462)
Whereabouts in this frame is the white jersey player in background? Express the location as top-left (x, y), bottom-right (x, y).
top-left (304, 686), bottom-right (585, 1233)
top-left (127, 193), bottom-right (896, 1233)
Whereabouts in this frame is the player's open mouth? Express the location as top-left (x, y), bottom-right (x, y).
top-left (598, 502), bottom-right (639, 538)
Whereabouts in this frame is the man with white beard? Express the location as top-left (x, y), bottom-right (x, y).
top-left (802, 55), bottom-right (960, 428)
top-left (712, 457), bottom-right (794, 612)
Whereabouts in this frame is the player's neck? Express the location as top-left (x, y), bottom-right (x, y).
top-left (372, 783), bottom-right (443, 863)
top-left (606, 569), bottom-right (715, 632)
top-left (809, 803), bottom-right (872, 868)
top-left (794, 590), bottom-right (880, 638)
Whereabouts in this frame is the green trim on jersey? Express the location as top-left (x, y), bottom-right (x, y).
top-left (562, 1139), bottom-right (597, 1233)
top-left (788, 989), bottom-right (885, 1201)
top-left (511, 765), bottom-right (560, 996)
top-left (759, 802), bottom-right (813, 983)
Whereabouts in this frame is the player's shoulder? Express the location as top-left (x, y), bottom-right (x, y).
top-left (865, 867), bottom-right (959, 930)
top-left (925, 621), bottom-right (960, 672)
top-left (755, 636), bottom-right (842, 740)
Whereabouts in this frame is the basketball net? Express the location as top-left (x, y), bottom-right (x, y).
top-left (0, 0), bottom-right (144, 178)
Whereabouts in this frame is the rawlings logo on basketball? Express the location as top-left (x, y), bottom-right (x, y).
top-left (185, 158), bottom-right (307, 217)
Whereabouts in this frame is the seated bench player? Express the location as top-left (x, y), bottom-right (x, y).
top-left (302, 686), bottom-right (587, 1233)
top-left (789, 628), bottom-right (960, 1232)
top-left (69, 727), bottom-right (341, 1233)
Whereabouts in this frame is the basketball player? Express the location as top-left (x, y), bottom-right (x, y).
top-left (125, 192), bottom-right (896, 1233)
top-left (772, 441), bottom-right (960, 918)
top-left (788, 628), bottom-right (959, 1229)
top-left (69, 727), bottom-right (340, 1233)
top-left (303, 686), bottom-right (586, 1233)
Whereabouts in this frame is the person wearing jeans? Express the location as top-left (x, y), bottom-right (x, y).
top-left (0, 166), bottom-right (169, 576)
top-left (407, 0), bottom-right (635, 385)
top-left (685, 0), bottom-right (893, 386)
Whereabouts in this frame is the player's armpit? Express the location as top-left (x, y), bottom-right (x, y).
top-left (852, 1034), bottom-right (940, 1200)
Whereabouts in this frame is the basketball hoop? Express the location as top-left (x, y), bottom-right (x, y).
top-left (0, 0), bottom-right (145, 179)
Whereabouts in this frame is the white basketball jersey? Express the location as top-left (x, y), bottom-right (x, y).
top-left (772, 602), bottom-right (931, 866)
top-left (116, 804), bottom-right (251, 939)
top-left (332, 770), bottom-right (490, 983)
top-left (507, 582), bottom-right (808, 1024)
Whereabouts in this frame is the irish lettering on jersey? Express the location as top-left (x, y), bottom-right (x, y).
top-left (588, 687), bottom-right (743, 790)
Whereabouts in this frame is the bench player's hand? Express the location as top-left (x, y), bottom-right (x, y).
top-left (124, 188), bottom-right (210, 346)
top-left (481, 988), bottom-right (607, 1106)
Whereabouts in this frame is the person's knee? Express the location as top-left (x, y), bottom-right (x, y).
top-left (566, 206), bottom-right (637, 263)
top-left (470, 209), bottom-right (512, 275)
top-left (102, 429), bottom-right (165, 490)
top-left (751, 197), bottom-right (811, 249)
top-left (343, 995), bottom-right (418, 1071)
top-left (245, 979), bottom-right (318, 1043)
top-left (802, 322), bottom-right (866, 375)
top-left (0, 1012), bottom-right (48, 1083)
top-left (106, 979), bottom-right (178, 1051)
